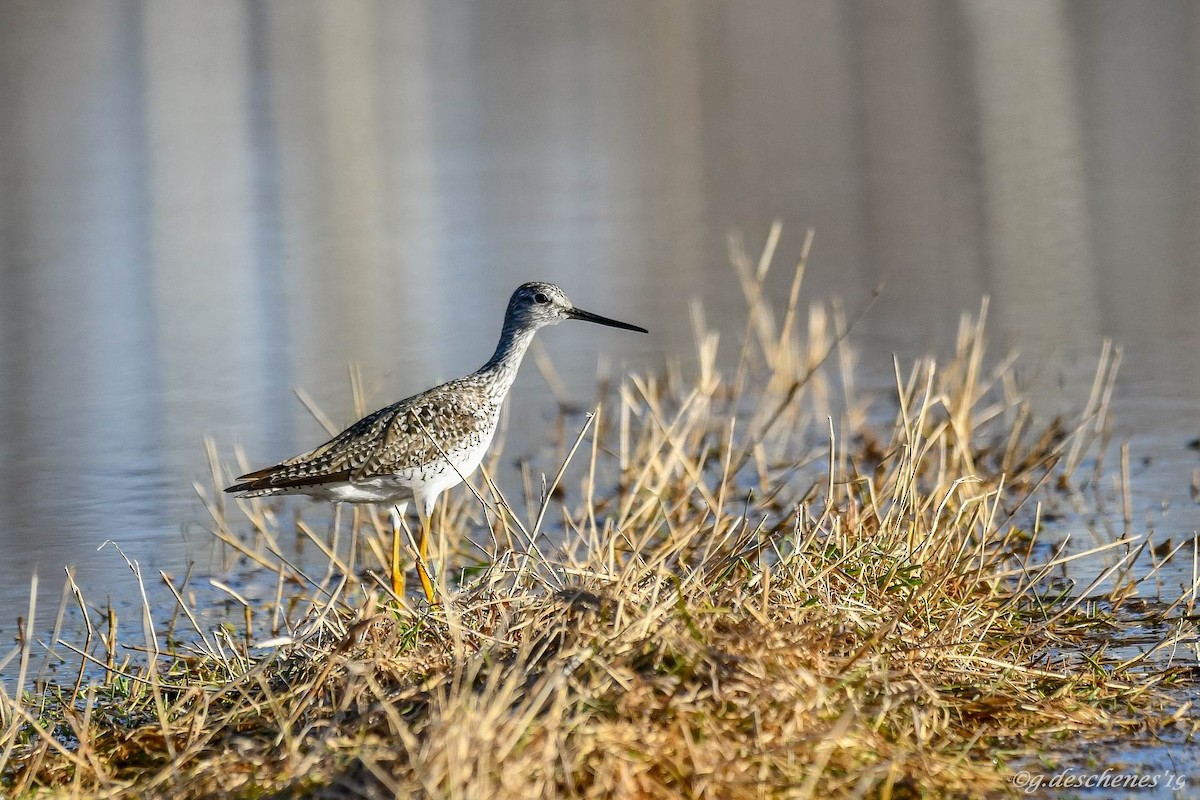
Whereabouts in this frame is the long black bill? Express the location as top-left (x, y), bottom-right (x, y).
top-left (567, 306), bottom-right (649, 333)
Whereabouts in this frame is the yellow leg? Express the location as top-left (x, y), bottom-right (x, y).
top-left (390, 507), bottom-right (405, 596)
top-left (415, 512), bottom-right (436, 605)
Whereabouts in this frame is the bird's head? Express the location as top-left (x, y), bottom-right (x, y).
top-left (506, 282), bottom-right (648, 334)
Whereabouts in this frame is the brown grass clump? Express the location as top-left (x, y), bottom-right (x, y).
top-left (1, 226), bottom-right (1195, 799)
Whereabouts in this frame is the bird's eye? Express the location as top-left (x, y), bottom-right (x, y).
top-left (534, 292), bottom-right (549, 305)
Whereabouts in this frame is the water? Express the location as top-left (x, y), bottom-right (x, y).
top-left (1, 1), bottom-right (1199, 664)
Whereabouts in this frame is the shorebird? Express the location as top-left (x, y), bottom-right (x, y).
top-left (225, 282), bottom-right (647, 603)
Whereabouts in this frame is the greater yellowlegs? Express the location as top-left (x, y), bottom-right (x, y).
top-left (225, 282), bottom-right (647, 603)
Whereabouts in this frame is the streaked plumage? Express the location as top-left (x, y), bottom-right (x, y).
top-left (225, 376), bottom-right (503, 504)
top-left (225, 281), bottom-right (647, 602)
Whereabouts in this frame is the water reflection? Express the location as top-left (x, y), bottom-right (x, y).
top-left (1, 0), bottom-right (1199, 637)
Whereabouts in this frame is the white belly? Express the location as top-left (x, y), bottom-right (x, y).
top-left (405, 428), bottom-right (495, 502)
top-left (319, 478), bottom-right (415, 504)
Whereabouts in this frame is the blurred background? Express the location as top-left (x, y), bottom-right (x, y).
top-left (2, 0), bottom-right (1199, 636)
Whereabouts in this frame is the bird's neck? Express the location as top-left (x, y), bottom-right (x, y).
top-left (478, 318), bottom-right (537, 399)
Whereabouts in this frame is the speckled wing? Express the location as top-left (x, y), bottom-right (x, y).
top-left (224, 381), bottom-right (496, 494)
top-left (354, 384), bottom-right (497, 480)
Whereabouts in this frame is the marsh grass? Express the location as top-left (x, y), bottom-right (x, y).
top-left (2, 226), bottom-right (1197, 798)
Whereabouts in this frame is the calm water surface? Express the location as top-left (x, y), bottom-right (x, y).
top-left (2, 2), bottom-right (1199, 651)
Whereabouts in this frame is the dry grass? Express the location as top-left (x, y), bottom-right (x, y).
top-left (2, 227), bottom-right (1196, 798)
